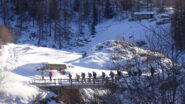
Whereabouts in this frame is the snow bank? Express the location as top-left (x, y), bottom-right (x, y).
top-left (73, 40), bottom-right (172, 72)
top-left (0, 72), bottom-right (42, 104)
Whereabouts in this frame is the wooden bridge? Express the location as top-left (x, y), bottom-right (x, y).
top-left (31, 77), bottom-right (116, 89)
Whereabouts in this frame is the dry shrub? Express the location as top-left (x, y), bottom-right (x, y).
top-left (0, 26), bottom-right (13, 47)
top-left (59, 88), bottom-right (82, 104)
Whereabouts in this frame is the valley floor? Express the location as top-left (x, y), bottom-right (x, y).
top-left (0, 17), bottom-right (170, 104)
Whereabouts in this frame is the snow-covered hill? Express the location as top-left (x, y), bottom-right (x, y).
top-left (0, 16), bottom-right (172, 104)
top-left (17, 16), bottom-right (170, 51)
top-left (0, 43), bottom-right (113, 103)
top-left (0, 40), bottom-right (172, 103)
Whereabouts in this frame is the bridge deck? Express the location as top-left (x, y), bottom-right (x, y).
top-left (31, 77), bottom-right (116, 88)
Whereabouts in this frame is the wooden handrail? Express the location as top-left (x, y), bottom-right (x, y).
top-left (31, 77), bottom-right (117, 87)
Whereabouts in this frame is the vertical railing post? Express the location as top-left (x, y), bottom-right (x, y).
top-left (71, 78), bottom-right (72, 86)
top-left (54, 79), bottom-right (56, 85)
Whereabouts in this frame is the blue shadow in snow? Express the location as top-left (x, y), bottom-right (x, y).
top-left (12, 63), bottom-right (47, 77)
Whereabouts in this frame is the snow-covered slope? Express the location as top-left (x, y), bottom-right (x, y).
top-left (0, 17), bottom-right (171, 103)
top-left (0, 40), bottom-right (172, 103)
top-left (75, 40), bottom-right (171, 72)
top-left (17, 17), bottom-right (170, 51)
top-left (71, 18), bottom-right (170, 52)
top-left (0, 43), bottom-right (114, 103)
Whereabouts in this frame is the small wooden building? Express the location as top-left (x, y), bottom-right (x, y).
top-left (38, 64), bottom-right (67, 71)
top-left (132, 12), bottom-right (155, 20)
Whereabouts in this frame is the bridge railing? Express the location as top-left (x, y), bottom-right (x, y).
top-left (31, 77), bottom-right (116, 86)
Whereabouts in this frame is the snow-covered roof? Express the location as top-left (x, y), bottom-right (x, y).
top-left (134, 11), bottom-right (155, 15)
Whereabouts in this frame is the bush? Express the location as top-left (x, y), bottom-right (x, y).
top-left (0, 26), bottom-right (13, 47)
top-left (59, 88), bottom-right (82, 104)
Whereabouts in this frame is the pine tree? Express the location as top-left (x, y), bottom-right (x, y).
top-left (13, 0), bottom-right (29, 31)
top-left (28, 0), bottom-right (38, 27)
top-left (120, 0), bottom-right (133, 11)
top-left (63, 0), bottom-right (71, 41)
top-left (78, 6), bottom-right (85, 36)
top-left (1, 0), bottom-right (9, 25)
top-left (90, 0), bottom-right (98, 36)
top-left (48, 0), bottom-right (60, 22)
top-left (104, 0), bottom-right (113, 19)
top-left (48, 0), bottom-right (60, 40)
top-left (82, 0), bottom-right (90, 23)
top-left (73, 0), bottom-right (80, 12)
top-left (37, 1), bottom-right (46, 45)
top-left (172, 0), bottom-right (185, 50)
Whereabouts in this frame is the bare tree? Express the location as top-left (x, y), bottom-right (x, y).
top-left (172, 0), bottom-right (185, 50)
top-left (106, 23), bottom-right (185, 104)
top-left (144, 24), bottom-right (185, 104)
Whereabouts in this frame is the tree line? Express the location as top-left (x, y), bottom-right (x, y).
top-left (0, 0), bottom-right (168, 48)
top-left (0, 0), bottom-right (119, 47)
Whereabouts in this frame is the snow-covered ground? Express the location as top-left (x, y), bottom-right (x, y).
top-left (0, 17), bottom-right (171, 103)
top-left (0, 43), bottom-right (117, 103)
top-left (73, 19), bottom-right (156, 51)
top-left (0, 42), bottom-right (171, 103)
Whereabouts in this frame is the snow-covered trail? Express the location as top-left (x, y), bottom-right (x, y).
top-left (0, 43), bottom-right (116, 103)
top-left (1, 44), bottom-right (19, 71)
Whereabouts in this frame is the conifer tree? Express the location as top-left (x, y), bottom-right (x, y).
top-left (90, 0), bottom-right (98, 36)
top-left (104, 0), bottom-right (113, 19)
top-left (73, 0), bottom-right (80, 12)
top-left (172, 0), bottom-right (185, 50)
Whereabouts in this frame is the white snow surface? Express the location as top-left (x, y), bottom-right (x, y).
top-left (0, 18), bottom-right (171, 103)
top-left (72, 18), bottom-right (169, 52)
top-left (0, 43), bottom-right (115, 103)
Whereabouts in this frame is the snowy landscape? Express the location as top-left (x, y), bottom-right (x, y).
top-left (1, 0), bottom-right (185, 104)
